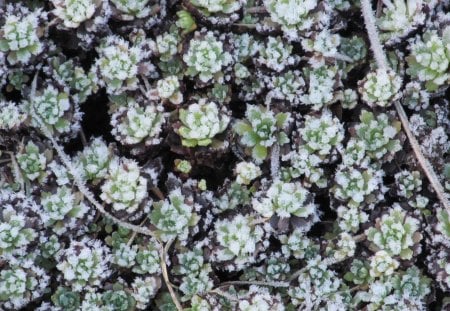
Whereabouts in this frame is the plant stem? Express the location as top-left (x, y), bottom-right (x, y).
top-left (160, 239), bottom-right (183, 311)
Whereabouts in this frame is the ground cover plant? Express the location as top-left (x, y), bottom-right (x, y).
top-left (0, 0), bottom-right (450, 310)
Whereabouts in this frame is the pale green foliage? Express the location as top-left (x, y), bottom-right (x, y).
top-left (394, 170), bottom-right (422, 198)
top-left (377, 0), bottom-right (426, 43)
top-left (0, 206), bottom-right (36, 256)
top-left (157, 76), bottom-right (183, 105)
top-left (366, 205), bottom-right (422, 260)
top-left (16, 141), bottom-right (47, 181)
top-left (0, 6), bottom-right (44, 64)
top-left (355, 110), bottom-right (401, 160)
top-left (0, 101), bottom-right (26, 130)
top-left (406, 29), bottom-right (450, 91)
top-left (301, 65), bottom-right (338, 110)
top-left (190, 0), bottom-right (242, 14)
top-left (133, 245), bottom-right (160, 274)
top-left (252, 180), bottom-right (316, 219)
top-left (149, 188), bottom-right (199, 242)
top-left (264, 0), bottom-right (318, 38)
top-left (344, 259), bottom-right (372, 285)
top-left (283, 149), bottom-right (326, 187)
top-left (257, 37), bottom-right (295, 72)
top-left (111, 104), bottom-right (165, 145)
top-left (175, 249), bottom-right (213, 299)
top-left (183, 32), bottom-right (232, 82)
top-left (40, 186), bottom-right (88, 234)
top-left (95, 36), bottom-right (144, 94)
top-left (369, 250), bottom-right (399, 277)
top-left (235, 161), bottom-right (262, 185)
top-left (26, 85), bottom-right (71, 134)
top-left (300, 109), bottom-right (344, 158)
top-left (51, 0), bottom-right (96, 28)
top-left (234, 105), bottom-right (290, 163)
top-left (332, 165), bottom-right (383, 208)
top-left (100, 158), bottom-right (148, 213)
top-left (436, 208), bottom-right (450, 238)
top-left (74, 137), bottom-right (112, 182)
top-left (358, 69), bottom-right (402, 107)
top-left (111, 0), bottom-right (152, 19)
top-left (0, 265), bottom-right (49, 309)
top-left (214, 214), bottom-right (265, 268)
top-left (280, 229), bottom-right (319, 260)
top-left (337, 205), bottom-right (368, 233)
top-left (178, 100), bottom-right (230, 147)
top-left (238, 285), bottom-right (285, 311)
top-left (56, 239), bottom-right (110, 292)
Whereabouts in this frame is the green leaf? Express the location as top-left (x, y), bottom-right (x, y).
top-left (233, 121), bottom-right (252, 135)
top-left (252, 144), bottom-right (267, 162)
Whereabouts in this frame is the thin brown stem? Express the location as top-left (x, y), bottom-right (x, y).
top-left (160, 239), bottom-right (183, 311)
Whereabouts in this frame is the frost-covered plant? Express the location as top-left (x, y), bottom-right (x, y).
top-left (40, 186), bottom-right (88, 234)
top-left (395, 170), bottom-right (422, 199)
top-left (282, 149), bottom-right (326, 187)
top-left (406, 30), bottom-right (450, 91)
top-left (214, 214), bottom-right (266, 269)
top-left (337, 205), bottom-right (368, 233)
top-left (266, 70), bottom-right (305, 105)
top-left (175, 249), bottom-right (213, 299)
top-left (232, 33), bottom-right (261, 62)
top-left (51, 0), bottom-right (97, 28)
top-left (391, 266), bottom-right (431, 300)
top-left (301, 29), bottom-right (341, 57)
top-left (354, 110), bottom-right (401, 160)
top-left (358, 69), bottom-right (402, 107)
top-left (234, 105), bottom-right (290, 163)
top-left (111, 104), bottom-right (165, 146)
top-left (178, 100), bottom-right (230, 147)
top-left (279, 229), bottom-right (320, 260)
top-left (300, 109), bottom-right (344, 158)
top-left (0, 101), bottom-right (26, 130)
top-left (51, 287), bottom-right (80, 311)
top-left (190, 0), bottom-right (242, 14)
top-left (332, 165), bottom-right (383, 208)
top-left (102, 283), bottom-right (136, 310)
top-left (100, 158), bottom-right (148, 213)
top-left (377, 0), bottom-right (426, 44)
top-left (0, 5), bottom-right (45, 64)
top-left (133, 244), bottom-right (160, 274)
top-left (0, 206), bottom-right (36, 257)
top-left (156, 76), bottom-right (183, 105)
top-left (94, 35), bottom-right (145, 94)
top-left (252, 180), bottom-right (316, 219)
top-left (264, 0), bottom-right (318, 39)
top-left (369, 250), bottom-right (399, 277)
top-left (156, 32), bottom-right (179, 62)
top-left (149, 188), bottom-right (199, 242)
top-left (344, 259), bottom-right (372, 285)
top-left (333, 232), bottom-right (356, 261)
top-left (0, 264), bottom-right (49, 309)
top-left (74, 137), bottom-right (112, 182)
top-left (340, 36), bottom-right (367, 62)
top-left (25, 85), bottom-right (72, 135)
top-left (257, 37), bottom-right (296, 72)
top-left (238, 285), bottom-right (285, 311)
top-left (402, 81), bottom-right (429, 111)
top-left (16, 141), bottom-right (47, 181)
top-left (56, 238), bottom-right (111, 291)
top-left (301, 64), bottom-right (338, 110)
top-left (183, 32), bottom-right (232, 83)
top-left (215, 181), bottom-right (251, 212)
top-left (366, 205), bottom-right (422, 260)
top-left (289, 257), bottom-right (341, 307)
top-left (340, 139), bottom-right (369, 168)
top-left (339, 89), bottom-right (358, 110)
top-left (110, 0), bottom-right (152, 19)
top-left (131, 276), bottom-right (161, 310)
top-left (235, 161), bottom-right (262, 185)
